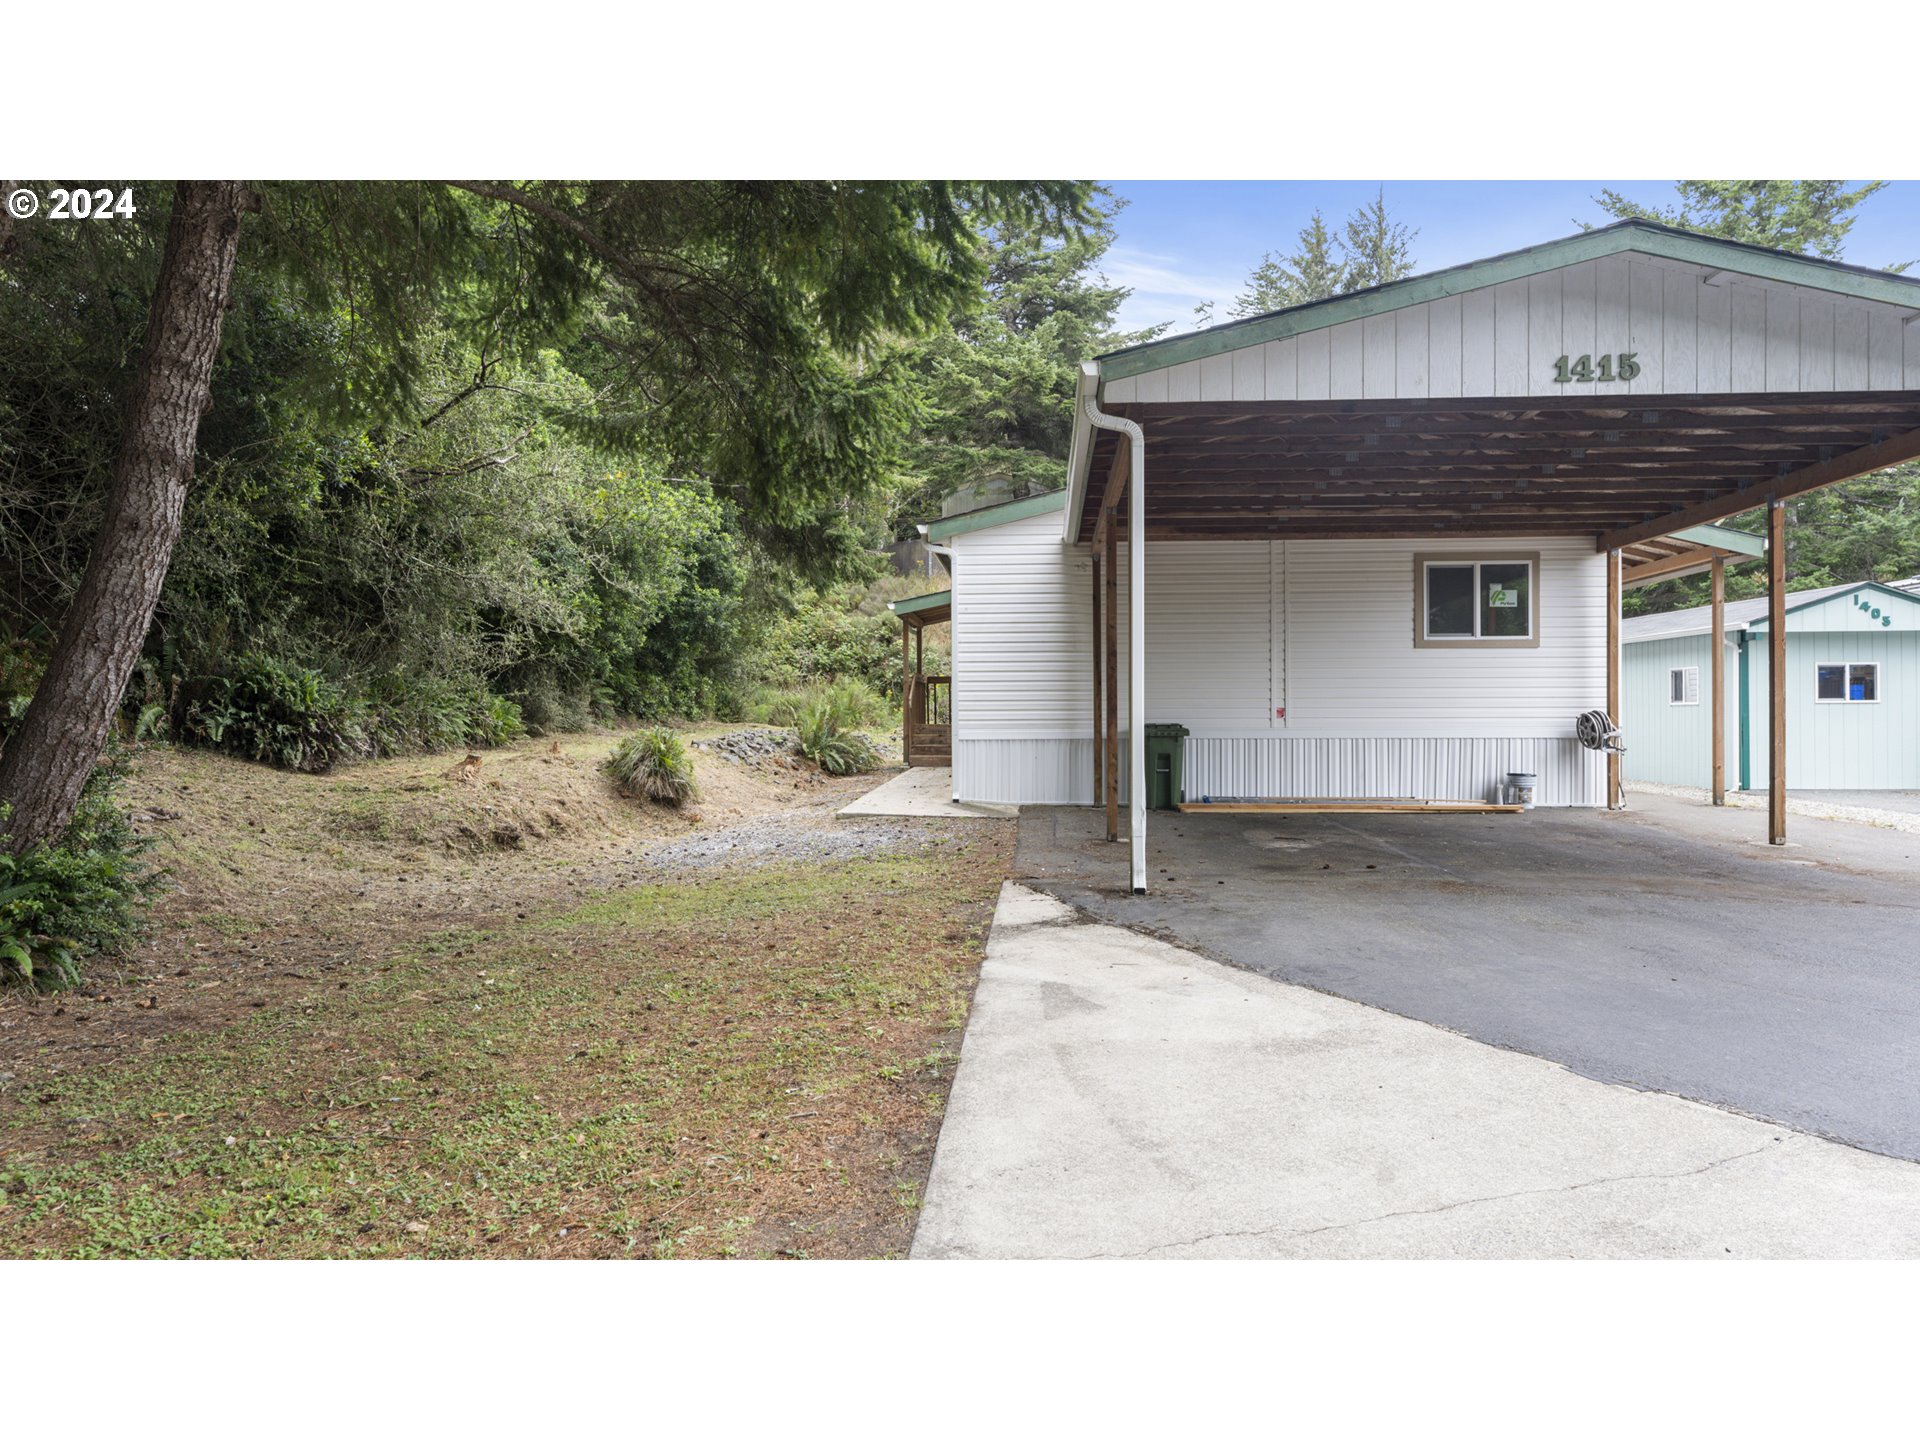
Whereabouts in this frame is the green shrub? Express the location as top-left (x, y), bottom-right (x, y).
top-left (1, 761), bottom-right (160, 992)
top-left (795, 698), bottom-right (881, 776)
top-left (746, 677), bottom-right (892, 733)
top-left (186, 655), bottom-right (372, 773)
top-left (752, 596), bottom-right (901, 696)
top-left (178, 661), bottom-right (529, 772)
top-left (470, 694), bottom-right (528, 748)
top-left (366, 676), bottom-right (527, 754)
top-left (604, 728), bottom-right (699, 806)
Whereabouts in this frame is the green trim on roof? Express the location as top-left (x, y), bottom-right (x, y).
top-left (1746, 580), bottom-right (1920, 630)
top-left (924, 489), bottom-right (1066, 541)
top-left (1672, 523), bottom-right (1767, 558)
top-left (1098, 220), bottom-right (1920, 383)
top-left (887, 588), bottom-right (951, 618)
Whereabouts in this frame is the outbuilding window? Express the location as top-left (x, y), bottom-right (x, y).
top-left (1413, 555), bottom-right (1539, 649)
top-left (1668, 666), bottom-right (1700, 705)
top-left (1816, 662), bottom-right (1879, 703)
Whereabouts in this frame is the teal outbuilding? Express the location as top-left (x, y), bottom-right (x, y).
top-left (1624, 579), bottom-right (1920, 791)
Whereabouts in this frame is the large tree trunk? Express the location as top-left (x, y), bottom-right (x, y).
top-left (0, 181), bottom-right (250, 853)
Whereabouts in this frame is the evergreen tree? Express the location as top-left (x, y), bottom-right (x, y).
top-left (893, 190), bottom-right (1160, 531)
top-left (1340, 188), bottom-right (1419, 290)
top-left (1231, 210), bottom-right (1344, 317)
top-left (1230, 193), bottom-right (1418, 319)
top-left (1590, 180), bottom-right (1908, 267)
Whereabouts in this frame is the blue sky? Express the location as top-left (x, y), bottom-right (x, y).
top-left (1100, 181), bottom-right (1920, 337)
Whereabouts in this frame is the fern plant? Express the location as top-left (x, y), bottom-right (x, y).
top-left (1, 760), bottom-right (159, 992)
top-left (604, 728), bottom-right (699, 806)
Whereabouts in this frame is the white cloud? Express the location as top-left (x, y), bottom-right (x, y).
top-left (1099, 245), bottom-right (1249, 337)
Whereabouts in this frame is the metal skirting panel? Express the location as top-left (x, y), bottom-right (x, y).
top-left (1184, 736), bottom-right (1605, 808)
top-left (954, 739), bottom-right (1097, 805)
top-left (953, 735), bottom-right (1603, 807)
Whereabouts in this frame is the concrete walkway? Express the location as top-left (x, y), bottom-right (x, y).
top-left (913, 883), bottom-right (1920, 1259)
top-left (836, 766), bottom-right (1017, 820)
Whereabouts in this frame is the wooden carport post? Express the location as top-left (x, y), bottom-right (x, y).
top-left (1710, 555), bottom-right (1726, 805)
top-left (1091, 550), bottom-right (1104, 806)
top-left (1768, 500), bottom-right (1787, 844)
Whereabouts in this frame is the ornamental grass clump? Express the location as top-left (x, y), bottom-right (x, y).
top-left (795, 698), bottom-right (880, 777)
top-left (604, 728), bottom-right (698, 806)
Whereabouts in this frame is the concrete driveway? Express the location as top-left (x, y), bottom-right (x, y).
top-left (1015, 795), bottom-right (1920, 1164)
top-left (913, 883), bottom-right (1920, 1259)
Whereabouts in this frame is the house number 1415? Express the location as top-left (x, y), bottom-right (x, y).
top-left (1552, 352), bottom-right (1641, 383)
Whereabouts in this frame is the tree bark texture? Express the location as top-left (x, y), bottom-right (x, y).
top-left (0, 181), bottom-right (250, 852)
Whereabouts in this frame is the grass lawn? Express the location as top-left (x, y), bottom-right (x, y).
top-left (0, 736), bottom-right (1010, 1258)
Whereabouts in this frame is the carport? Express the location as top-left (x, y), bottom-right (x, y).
top-left (1067, 221), bottom-right (1920, 891)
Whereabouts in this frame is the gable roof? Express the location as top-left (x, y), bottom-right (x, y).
top-left (1624, 580), bottom-right (1920, 643)
top-left (923, 488), bottom-right (1065, 542)
top-left (1097, 219), bottom-right (1920, 384)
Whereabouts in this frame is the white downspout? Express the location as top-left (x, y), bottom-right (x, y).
top-left (1082, 389), bottom-right (1148, 895)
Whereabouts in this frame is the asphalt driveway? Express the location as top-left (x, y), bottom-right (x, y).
top-left (913, 884), bottom-right (1920, 1259)
top-left (1015, 795), bottom-right (1920, 1163)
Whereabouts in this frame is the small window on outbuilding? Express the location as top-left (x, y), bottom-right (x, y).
top-left (1817, 662), bottom-right (1879, 703)
top-left (1668, 666), bottom-right (1700, 705)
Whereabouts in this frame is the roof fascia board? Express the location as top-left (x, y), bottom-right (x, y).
top-left (1623, 618), bottom-right (1754, 643)
top-left (925, 489), bottom-right (1067, 542)
top-left (1747, 580), bottom-right (1920, 629)
top-left (1063, 361), bottom-right (1099, 542)
top-left (887, 589), bottom-right (952, 618)
top-left (1099, 224), bottom-right (1920, 383)
top-left (1670, 523), bottom-right (1767, 558)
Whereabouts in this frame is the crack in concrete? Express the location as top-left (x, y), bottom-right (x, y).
top-left (1069, 1139), bottom-right (1786, 1260)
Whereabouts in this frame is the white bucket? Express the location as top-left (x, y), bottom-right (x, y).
top-left (1504, 771), bottom-right (1537, 809)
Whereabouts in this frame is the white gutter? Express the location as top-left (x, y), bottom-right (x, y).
top-left (1061, 361), bottom-right (1101, 544)
top-left (1082, 383), bottom-right (1148, 895)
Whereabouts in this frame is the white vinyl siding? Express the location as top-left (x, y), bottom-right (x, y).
top-left (946, 513), bottom-right (1609, 804)
top-left (1101, 254), bottom-right (1920, 405)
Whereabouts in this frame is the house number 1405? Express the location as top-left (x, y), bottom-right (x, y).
top-left (1552, 352), bottom-right (1641, 383)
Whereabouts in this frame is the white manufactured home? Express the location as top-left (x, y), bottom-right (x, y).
top-left (899, 220), bottom-right (1920, 891)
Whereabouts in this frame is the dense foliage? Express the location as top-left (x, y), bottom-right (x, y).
top-left (1, 183), bottom-right (1096, 777)
top-left (0, 758), bottom-right (157, 991)
top-left (890, 191), bottom-right (1161, 534)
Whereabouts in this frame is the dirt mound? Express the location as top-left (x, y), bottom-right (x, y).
top-left (115, 728), bottom-right (866, 917)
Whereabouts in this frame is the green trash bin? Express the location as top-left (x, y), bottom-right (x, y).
top-left (1144, 723), bottom-right (1189, 810)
